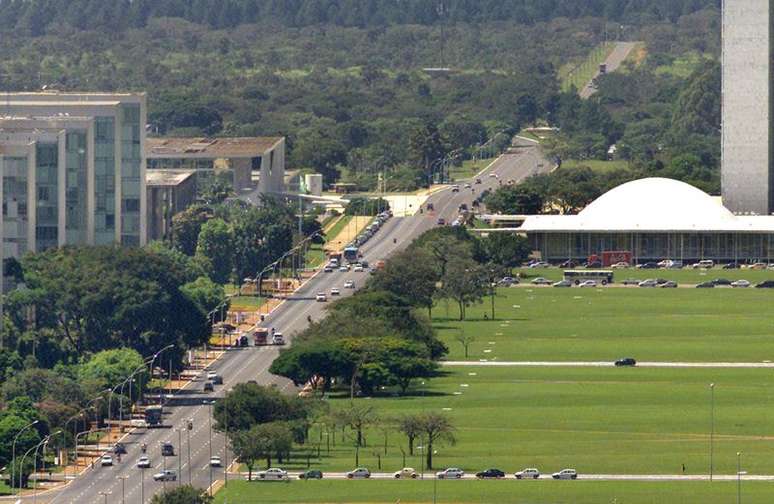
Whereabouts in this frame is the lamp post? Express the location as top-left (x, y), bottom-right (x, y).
top-left (187, 419), bottom-right (193, 484)
top-left (98, 491), bottom-right (110, 504)
top-left (117, 475), bottom-right (128, 504)
top-left (224, 401), bottom-right (229, 487)
top-left (33, 431), bottom-right (59, 504)
top-left (140, 466), bottom-right (145, 502)
top-left (149, 344), bottom-right (175, 405)
top-left (207, 400), bottom-right (214, 495)
top-left (489, 268), bottom-right (496, 321)
top-left (709, 383), bottom-right (715, 482)
top-left (177, 428), bottom-right (183, 487)
top-left (737, 452), bottom-right (744, 504)
top-left (11, 419), bottom-right (39, 495)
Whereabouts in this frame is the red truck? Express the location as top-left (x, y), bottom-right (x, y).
top-left (252, 327), bottom-right (269, 346)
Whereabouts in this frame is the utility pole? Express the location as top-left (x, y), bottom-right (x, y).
top-left (709, 383), bottom-right (715, 482)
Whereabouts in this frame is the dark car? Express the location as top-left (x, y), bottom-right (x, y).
top-left (113, 443), bottom-right (127, 455)
top-left (638, 262), bottom-right (659, 269)
top-left (238, 335), bottom-right (249, 347)
top-left (560, 260), bottom-right (578, 268)
top-left (585, 261), bottom-right (602, 268)
top-left (458, 203), bottom-right (468, 211)
top-left (696, 281), bottom-right (715, 288)
top-left (723, 262), bottom-right (740, 269)
top-left (203, 381), bottom-right (214, 392)
top-left (712, 278), bottom-right (732, 286)
top-left (475, 178), bottom-right (482, 184)
top-left (299, 470), bottom-right (323, 479)
top-left (426, 203), bottom-right (434, 211)
top-left (756, 280), bottom-right (774, 288)
top-left (615, 358), bottom-right (637, 367)
top-left (161, 442), bottom-right (175, 457)
top-left (476, 468), bottom-right (505, 479)
top-left (437, 218), bottom-right (446, 226)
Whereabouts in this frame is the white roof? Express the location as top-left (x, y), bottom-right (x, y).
top-left (520, 178), bottom-right (774, 233)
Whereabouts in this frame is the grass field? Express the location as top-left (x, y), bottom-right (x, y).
top-left (215, 480), bottom-right (774, 503)
top-left (449, 159), bottom-right (493, 181)
top-left (513, 266), bottom-right (774, 285)
top-left (306, 243), bottom-right (326, 268)
top-left (653, 52), bottom-right (713, 78)
top-left (229, 296), bottom-right (265, 311)
top-left (435, 282), bottom-right (774, 362)
top-left (560, 159), bottom-right (630, 173)
top-left (325, 216), bottom-right (353, 243)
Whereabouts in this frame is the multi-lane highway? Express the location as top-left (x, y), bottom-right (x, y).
top-left (38, 144), bottom-right (549, 504)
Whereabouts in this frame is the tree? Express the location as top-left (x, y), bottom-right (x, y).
top-left (334, 404), bottom-right (377, 448)
top-left (77, 348), bottom-right (146, 399)
top-left (368, 249), bottom-right (439, 315)
top-left (171, 205), bottom-right (212, 256)
top-left (396, 414), bottom-right (422, 456)
top-left (269, 340), bottom-right (355, 396)
top-left (195, 218), bottom-right (235, 284)
top-left (213, 383), bottom-right (310, 432)
top-left (344, 197), bottom-right (391, 216)
top-left (418, 412), bottom-right (455, 470)
top-left (454, 328), bottom-right (475, 358)
top-left (230, 423), bottom-right (293, 477)
top-left (484, 185), bottom-right (543, 214)
top-left (181, 276), bottom-right (227, 316)
top-left (292, 126), bottom-right (348, 183)
top-left (150, 485), bottom-right (213, 504)
top-left (484, 233), bottom-right (531, 271)
top-left (408, 121), bottom-right (446, 179)
top-left (437, 258), bottom-right (487, 320)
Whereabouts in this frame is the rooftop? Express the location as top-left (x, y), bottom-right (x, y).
top-left (520, 178), bottom-right (774, 233)
top-left (146, 169), bottom-right (196, 187)
top-left (146, 137), bottom-right (283, 159)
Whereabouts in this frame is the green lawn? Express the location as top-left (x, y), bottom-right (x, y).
top-left (449, 159), bottom-right (490, 181)
top-left (325, 216), bottom-right (353, 243)
top-left (306, 243), bottom-right (326, 268)
top-left (513, 266), bottom-right (774, 285)
top-left (435, 282), bottom-right (774, 362)
top-left (215, 480), bottom-right (774, 503)
top-left (560, 159), bottom-right (630, 173)
top-left (229, 296), bottom-right (265, 311)
top-left (654, 52), bottom-right (714, 78)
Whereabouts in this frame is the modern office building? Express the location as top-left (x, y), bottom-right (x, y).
top-left (146, 169), bottom-right (197, 242)
top-left (721, 0), bottom-right (774, 215)
top-left (0, 92), bottom-right (147, 247)
top-left (146, 136), bottom-right (285, 195)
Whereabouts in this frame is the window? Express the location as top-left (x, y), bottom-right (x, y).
top-left (37, 186), bottom-right (50, 202)
top-left (122, 198), bottom-right (140, 212)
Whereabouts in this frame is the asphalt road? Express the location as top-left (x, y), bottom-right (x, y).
top-left (34, 145), bottom-right (549, 504)
top-left (580, 41), bottom-right (637, 99)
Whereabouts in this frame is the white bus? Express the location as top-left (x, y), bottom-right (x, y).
top-left (564, 270), bottom-right (614, 285)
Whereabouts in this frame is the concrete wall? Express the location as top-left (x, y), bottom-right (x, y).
top-left (257, 138), bottom-right (286, 194)
top-left (722, 0), bottom-right (773, 215)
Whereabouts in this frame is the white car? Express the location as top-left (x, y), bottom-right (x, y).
top-left (136, 455), bottom-right (151, 468)
top-left (552, 280), bottom-right (572, 288)
top-left (436, 467), bottom-right (464, 479)
top-left (344, 280), bottom-right (355, 289)
top-left (339, 266), bottom-right (349, 272)
top-left (330, 288), bottom-right (341, 296)
top-left (271, 332), bottom-right (285, 345)
top-left (731, 279), bottom-right (751, 288)
top-left (578, 280), bottom-right (597, 288)
top-left (346, 467), bottom-right (371, 479)
top-left (552, 468), bottom-right (577, 480)
top-left (611, 262), bottom-right (630, 269)
top-left (660, 281), bottom-right (677, 288)
top-left (101, 455), bottom-right (113, 467)
top-left (257, 468), bottom-right (288, 480)
top-left (316, 293), bottom-right (327, 302)
top-left (210, 456), bottom-right (222, 467)
top-left (638, 279), bottom-right (658, 288)
top-left (531, 277), bottom-right (552, 285)
top-left (514, 468), bottom-right (540, 479)
top-left (153, 470), bottom-right (177, 482)
top-left (394, 467), bottom-right (417, 479)
top-left (353, 265), bottom-right (364, 272)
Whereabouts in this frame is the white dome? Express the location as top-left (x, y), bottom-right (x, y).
top-left (576, 177), bottom-right (735, 230)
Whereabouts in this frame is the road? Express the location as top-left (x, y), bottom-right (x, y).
top-left (580, 41), bottom-right (637, 99)
top-left (443, 361), bottom-right (774, 368)
top-left (30, 146), bottom-right (549, 503)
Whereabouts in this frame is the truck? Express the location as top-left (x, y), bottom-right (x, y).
top-left (144, 405), bottom-right (163, 427)
top-left (252, 327), bottom-right (269, 346)
top-left (375, 260), bottom-right (386, 271)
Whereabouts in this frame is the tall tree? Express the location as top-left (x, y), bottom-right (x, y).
top-left (195, 218), bottom-right (235, 284)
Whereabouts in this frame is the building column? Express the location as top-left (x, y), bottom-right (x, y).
top-left (86, 123), bottom-right (96, 245)
top-left (27, 143), bottom-right (36, 254)
top-left (139, 96), bottom-right (148, 246)
top-left (114, 106), bottom-right (123, 244)
top-left (57, 131), bottom-right (67, 248)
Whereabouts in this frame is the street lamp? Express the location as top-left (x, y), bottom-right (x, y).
top-left (149, 344), bottom-right (175, 405)
top-left (205, 400), bottom-right (214, 495)
top-left (98, 491), bottom-right (110, 504)
top-left (117, 475), bottom-right (128, 504)
top-left (33, 430), bottom-right (60, 504)
top-left (709, 383), bottom-right (715, 482)
top-left (737, 452), bottom-right (745, 504)
top-left (186, 419), bottom-right (193, 484)
top-left (11, 419), bottom-right (39, 495)
top-left (177, 428), bottom-right (184, 487)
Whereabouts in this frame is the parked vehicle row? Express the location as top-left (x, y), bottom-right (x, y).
top-left (524, 259), bottom-right (774, 270)
top-left (246, 467), bottom-right (579, 481)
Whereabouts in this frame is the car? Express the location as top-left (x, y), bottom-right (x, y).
top-left (427, 203), bottom-right (435, 211)
top-left (101, 455), bottom-right (113, 467)
top-left (323, 266), bottom-right (333, 273)
top-left (611, 261), bottom-right (630, 269)
top-left (621, 278), bottom-right (642, 286)
top-left (636, 262), bottom-right (659, 269)
top-left (114, 442), bottom-right (127, 454)
top-left (153, 470), bottom-right (177, 482)
top-left (451, 185), bottom-right (460, 193)
top-left (353, 265), bottom-right (364, 272)
top-left (528, 261), bottom-right (550, 268)
top-left (553, 280), bottom-right (572, 288)
top-left (615, 358), bottom-right (637, 367)
top-left (271, 332), bottom-right (285, 345)
top-left (464, 183), bottom-right (472, 189)
top-left (560, 260), bottom-right (578, 268)
top-left (514, 468), bottom-right (540, 479)
top-left (206, 372), bottom-right (223, 385)
top-left (330, 288), bottom-right (341, 296)
top-left (584, 260), bottom-right (602, 268)
top-left (723, 262), bottom-right (740, 269)
top-left (316, 293), bottom-right (327, 302)
top-left (458, 203), bottom-right (468, 212)
top-left (475, 178), bottom-right (482, 184)
top-left (346, 468), bottom-right (371, 479)
top-left (731, 279), bottom-right (751, 288)
top-left (257, 468), bottom-right (289, 480)
top-left (436, 468), bottom-right (464, 479)
top-left (755, 280), bottom-right (774, 288)
top-left (203, 381), bottom-right (214, 392)
top-left (476, 468), bottom-right (505, 479)
top-left (489, 173), bottom-right (499, 178)
top-left (498, 276), bottom-right (518, 286)
top-left (437, 218), bottom-right (446, 226)
top-left (712, 278), bottom-right (732, 286)
top-left (660, 280), bottom-right (678, 288)
top-left (161, 442), bottom-right (175, 457)
top-left (552, 469), bottom-right (578, 480)
top-left (299, 469), bottom-right (323, 479)
top-left (344, 280), bottom-right (355, 289)
top-left (136, 455), bottom-right (151, 468)
top-left (696, 281), bottom-right (715, 288)
top-left (531, 277), bottom-right (552, 285)
top-left (578, 280), bottom-right (597, 288)
top-left (130, 419), bottom-right (148, 428)
top-left (638, 279), bottom-right (658, 288)
top-left (393, 467), bottom-right (418, 479)
top-left (339, 266), bottom-right (349, 272)
top-left (692, 260), bottom-right (715, 269)
top-left (210, 456), bottom-right (222, 467)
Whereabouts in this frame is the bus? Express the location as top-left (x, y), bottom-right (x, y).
top-left (343, 246), bottom-right (359, 263)
top-left (564, 270), bottom-right (614, 285)
top-left (144, 405), bottom-right (163, 427)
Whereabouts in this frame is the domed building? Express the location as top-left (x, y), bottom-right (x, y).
top-left (519, 178), bottom-right (774, 264)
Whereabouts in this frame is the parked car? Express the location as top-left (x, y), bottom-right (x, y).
top-left (299, 470), bottom-right (323, 479)
top-left (560, 260), bottom-right (578, 268)
top-left (692, 260), bottom-right (714, 269)
top-left (257, 468), bottom-right (289, 480)
top-left (552, 469), bottom-right (578, 480)
top-left (622, 278), bottom-right (642, 286)
top-left (136, 455), bottom-right (151, 468)
top-left (316, 293), bottom-right (328, 302)
top-left (615, 358), bottom-right (637, 367)
top-left (638, 279), bottom-right (658, 288)
top-left (578, 280), bottom-right (597, 288)
top-left (498, 276), bottom-right (518, 286)
top-left (611, 262), bottom-right (630, 269)
top-left (531, 277), bottom-right (552, 285)
top-left (353, 265), bottom-right (364, 272)
top-left (636, 262), bottom-right (659, 269)
top-left (344, 280), bottom-right (355, 289)
top-left (731, 279), bottom-right (751, 288)
top-left (210, 456), bottom-right (222, 467)
top-left (723, 262), bottom-right (740, 269)
top-left (749, 262), bottom-right (767, 270)
top-left (153, 470), bottom-right (177, 482)
top-left (323, 266), bottom-right (333, 273)
top-left (696, 281), bottom-right (715, 288)
top-left (476, 468), bottom-right (505, 479)
top-left (339, 266), bottom-right (349, 272)
top-left (346, 468), bottom-right (371, 479)
top-left (394, 467), bottom-right (418, 479)
top-left (436, 468), bottom-right (464, 479)
top-left (514, 468), bottom-right (540, 479)
top-left (660, 281), bottom-right (678, 288)
top-left (528, 261), bottom-right (550, 268)
top-left (475, 178), bottom-right (482, 184)
top-left (101, 455), bottom-right (113, 467)
top-left (712, 278), bottom-right (732, 286)
top-left (755, 280), bottom-right (774, 288)
top-left (553, 280), bottom-right (572, 288)
top-left (584, 260), bottom-right (602, 268)
top-left (330, 287), bottom-right (341, 296)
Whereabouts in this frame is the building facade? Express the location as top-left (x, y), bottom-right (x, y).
top-left (146, 170), bottom-right (197, 242)
top-left (721, 0), bottom-right (774, 215)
